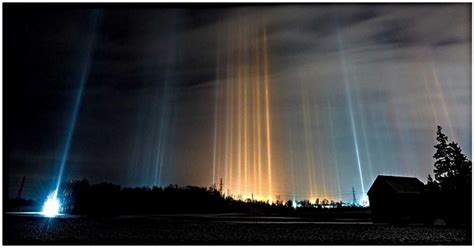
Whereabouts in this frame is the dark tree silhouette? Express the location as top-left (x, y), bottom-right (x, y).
top-left (430, 126), bottom-right (471, 191)
top-left (426, 174), bottom-right (439, 192)
top-left (427, 125), bottom-right (471, 225)
top-left (432, 126), bottom-right (451, 187)
top-left (450, 142), bottom-right (472, 190)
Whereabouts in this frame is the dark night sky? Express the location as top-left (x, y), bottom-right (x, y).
top-left (4, 3), bottom-right (471, 203)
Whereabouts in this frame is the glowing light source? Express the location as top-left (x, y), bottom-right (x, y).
top-left (359, 195), bottom-right (369, 207)
top-left (42, 191), bottom-right (61, 218)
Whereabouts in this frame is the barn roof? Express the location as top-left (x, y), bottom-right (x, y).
top-left (368, 175), bottom-right (425, 195)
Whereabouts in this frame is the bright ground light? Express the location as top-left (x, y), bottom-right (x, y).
top-left (42, 191), bottom-right (61, 218)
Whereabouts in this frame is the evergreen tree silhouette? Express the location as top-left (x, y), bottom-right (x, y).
top-left (432, 125), bottom-right (471, 191)
top-left (428, 125), bottom-right (471, 225)
top-left (433, 126), bottom-right (452, 189)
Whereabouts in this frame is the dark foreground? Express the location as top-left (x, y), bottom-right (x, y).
top-left (4, 214), bottom-right (471, 245)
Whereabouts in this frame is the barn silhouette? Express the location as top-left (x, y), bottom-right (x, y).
top-left (368, 175), bottom-right (425, 223)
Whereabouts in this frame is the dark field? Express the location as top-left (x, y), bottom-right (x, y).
top-left (4, 214), bottom-right (471, 245)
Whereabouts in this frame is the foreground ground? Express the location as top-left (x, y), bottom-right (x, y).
top-left (4, 213), bottom-right (471, 245)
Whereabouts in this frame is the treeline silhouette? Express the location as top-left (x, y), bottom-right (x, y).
top-left (60, 181), bottom-right (227, 216)
top-left (55, 180), bottom-right (360, 217)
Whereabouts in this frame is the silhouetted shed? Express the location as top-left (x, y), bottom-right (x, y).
top-left (368, 175), bottom-right (425, 223)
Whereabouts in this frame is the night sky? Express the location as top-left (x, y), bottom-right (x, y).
top-left (4, 3), bottom-right (471, 203)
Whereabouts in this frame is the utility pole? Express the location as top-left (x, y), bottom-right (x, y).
top-left (219, 178), bottom-right (223, 195)
top-left (352, 186), bottom-right (356, 206)
top-left (16, 176), bottom-right (26, 199)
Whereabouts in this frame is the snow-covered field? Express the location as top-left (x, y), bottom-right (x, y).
top-left (4, 214), bottom-right (471, 245)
